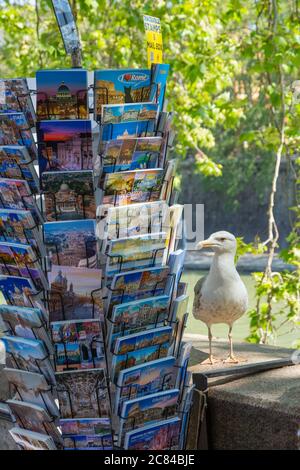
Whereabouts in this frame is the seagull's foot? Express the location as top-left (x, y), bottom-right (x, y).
top-left (201, 356), bottom-right (222, 365)
top-left (223, 355), bottom-right (247, 364)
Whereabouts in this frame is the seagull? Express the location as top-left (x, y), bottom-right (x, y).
top-left (192, 231), bottom-right (248, 364)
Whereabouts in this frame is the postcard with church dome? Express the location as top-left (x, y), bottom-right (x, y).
top-left (36, 69), bottom-right (88, 120)
top-left (37, 120), bottom-right (93, 173)
top-left (47, 265), bottom-right (103, 322)
top-left (41, 170), bottom-right (96, 222)
top-left (44, 219), bottom-right (97, 268)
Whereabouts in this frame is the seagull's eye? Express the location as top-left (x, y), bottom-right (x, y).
top-left (218, 237), bottom-right (226, 242)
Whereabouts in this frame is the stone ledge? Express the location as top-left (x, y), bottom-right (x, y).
top-left (187, 336), bottom-right (300, 450)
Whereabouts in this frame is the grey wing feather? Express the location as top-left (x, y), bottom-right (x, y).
top-left (193, 275), bottom-right (206, 312)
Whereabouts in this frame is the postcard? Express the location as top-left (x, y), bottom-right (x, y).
top-left (63, 433), bottom-right (113, 450)
top-left (94, 68), bottom-right (152, 120)
top-left (37, 120), bottom-right (93, 173)
top-left (0, 112), bottom-right (37, 159)
top-left (51, 319), bottom-right (105, 371)
top-left (111, 342), bottom-right (170, 383)
top-left (48, 265), bottom-right (103, 322)
top-left (101, 120), bottom-right (155, 143)
top-left (0, 275), bottom-right (37, 307)
top-left (179, 384), bottom-right (194, 450)
top-left (4, 368), bottom-right (59, 418)
top-left (169, 294), bottom-right (189, 358)
top-left (114, 356), bottom-right (177, 412)
top-left (7, 399), bottom-right (62, 445)
top-left (0, 79), bottom-right (35, 127)
top-left (0, 146), bottom-right (39, 193)
top-left (176, 342), bottom-right (192, 391)
top-left (107, 266), bottom-right (170, 313)
top-left (42, 170), bottom-right (96, 222)
top-left (124, 416), bottom-right (180, 450)
top-left (108, 232), bottom-right (167, 257)
top-left (59, 417), bottom-right (111, 436)
top-left (102, 136), bottom-right (162, 173)
top-left (119, 389), bottom-right (179, 440)
top-left (51, 0), bottom-right (80, 54)
top-left (161, 159), bottom-right (176, 203)
top-left (1, 335), bottom-right (55, 385)
top-left (168, 249), bottom-right (185, 300)
top-left (0, 241), bottom-right (48, 291)
top-left (9, 427), bottom-right (57, 451)
top-left (108, 295), bottom-right (170, 349)
top-left (98, 200), bottom-right (168, 242)
top-left (102, 199), bottom-right (167, 223)
top-left (150, 64), bottom-right (170, 112)
top-left (102, 102), bottom-right (158, 124)
top-left (0, 177), bottom-right (43, 224)
top-left (112, 326), bottom-right (173, 355)
top-left (102, 168), bottom-right (164, 206)
top-left (36, 69), bottom-right (88, 120)
top-left (105, 232), bottom-right (167, 277)
top-left (0, 208), bottom-right (41, 253)
top-left (44, 219), bottom-right (97, 268)
top-left (55, 368), bottom-right (110, 419)
top-left (0, 304), bottom-right (52, 352)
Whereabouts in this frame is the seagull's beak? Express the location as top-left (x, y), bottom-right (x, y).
top-left (196, 238), bottom-right (217, 250)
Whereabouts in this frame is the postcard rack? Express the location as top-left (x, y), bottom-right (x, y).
top-left (1, 52), bottom-right (193, 454)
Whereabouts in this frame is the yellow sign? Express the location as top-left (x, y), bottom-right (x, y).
top-left (143, 15), bottom-right (163, 68)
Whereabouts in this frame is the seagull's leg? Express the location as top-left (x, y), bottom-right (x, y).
top-left (223, 325), bottom-right (245, 363)
top-left (201, 325), bottom-right (221, 365)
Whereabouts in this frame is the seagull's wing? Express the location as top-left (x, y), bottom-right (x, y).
top-left (192, 275), bottom-right (207, 312)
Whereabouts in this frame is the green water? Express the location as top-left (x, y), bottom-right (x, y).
top-left (182, 270), bottom-right (299, 349)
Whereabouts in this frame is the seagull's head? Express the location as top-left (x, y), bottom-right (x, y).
top-left (196, 231), bottom-right (237, 255)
